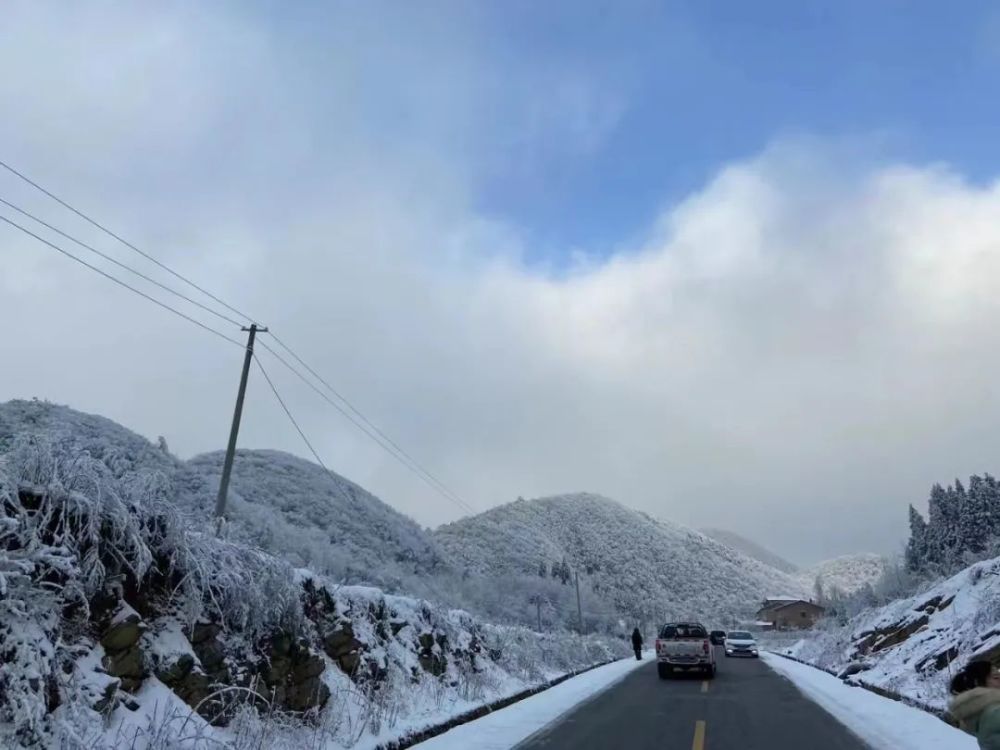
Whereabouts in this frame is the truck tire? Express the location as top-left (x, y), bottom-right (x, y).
top-left (657, 664), bottom-right (670, 680)
top-left (707, 664), bottom-right (717, 679)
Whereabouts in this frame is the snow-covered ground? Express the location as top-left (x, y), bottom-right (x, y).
top-left (788, 554), bottom-right (1000, 710)
top-left (762, 653), bottom-right (975, 749)
top-left (414, 654), bottom-right (650, 750)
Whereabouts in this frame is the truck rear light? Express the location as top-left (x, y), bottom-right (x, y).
top-left (702, 640), bottom-right (710, 654)
top-left (655, 639), bottom-right (662, 652)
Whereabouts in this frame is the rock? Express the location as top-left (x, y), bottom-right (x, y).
top-left (190, 622), bottom-right (221, 645)
top-left (173, 669), bottom-right (214, 711)
top-left (871, 614), bottom-right (929, 653)
top-left (292, 653), bottom-right (326, 683)
top-left (101, 615), bottom-right (145, 652)
top-left (339, 651), bottom-right (361, 674)
top-left (156, 654), bottom-right (195, 687)
top-left (418, 632), bottom-right (435, 651)
top-left (323, 623), bottom-right (363, 658)
top-left (103, 645), bottom-right (143, 681)
top-left (286, 677), bottom-right (330, 713)
top-left (418, 652), bottom-right (447, 676)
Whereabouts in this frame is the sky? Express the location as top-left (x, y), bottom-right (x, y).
top-left (4, 1), bottom-right (1000, 564)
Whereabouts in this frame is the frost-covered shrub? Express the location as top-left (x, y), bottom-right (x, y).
top-left (0, 437), bottom-right (306, 746)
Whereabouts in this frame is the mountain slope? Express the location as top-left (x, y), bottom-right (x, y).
top-left (0, 401), bottom-right (448, 593)
top-left (187, 449), bottom-right (447, 584)
top-left (801, 553), bottom-right (888, 596)
top-left (700, 527), bottom-right (799, 574)
top-left (434, 493), bottom-right (808, 624)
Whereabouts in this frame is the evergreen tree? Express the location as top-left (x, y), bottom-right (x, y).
top-left (963, 475), bottom-right (991, 553)
top-left (538, 560), bottom-right (547, 578)
top-left (905, 504), bottom-right (929, 572)
top-left (983, 473), bottom-right (1000, 544)
top-left (813, 575), bottom-right (826, 605)
top-left (925, 483), bottom-right (948, 565)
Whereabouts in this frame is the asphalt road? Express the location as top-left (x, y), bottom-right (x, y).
top-left (515, 649), bottom-right (870, 750)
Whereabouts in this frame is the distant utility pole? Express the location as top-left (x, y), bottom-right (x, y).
top-left (536, 599), bottom-right (542, 632)
top-left (574, 569), bottom-right (583, 634)
top-left (215, 324), bottom-right (267, 534)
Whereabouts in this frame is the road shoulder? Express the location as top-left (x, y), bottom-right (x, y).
top-left (412, 654), bottom-right (650, 749)
top-left (761, 652), bottom-right (976, 750)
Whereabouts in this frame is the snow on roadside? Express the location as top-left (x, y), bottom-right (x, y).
top-left (761, 653), bottom-right (975, 750)
top-left (413, 654), bottom-right (650, 750)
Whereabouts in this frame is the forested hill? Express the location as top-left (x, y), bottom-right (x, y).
top-left (2, 400), bottom-right (807, 629)
top-left (434, 493), bottom-right (808, 624)
top-left (188, 449), bottom-right (447, 582)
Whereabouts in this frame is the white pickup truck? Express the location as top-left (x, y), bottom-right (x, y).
top-left (655, 622), bottom-right (716, 679)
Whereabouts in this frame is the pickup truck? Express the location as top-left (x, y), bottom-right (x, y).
top-left (655, 622), bottom-right (716, 679)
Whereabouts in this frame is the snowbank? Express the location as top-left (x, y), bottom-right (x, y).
top-left (415, 654), bottom-right (649, 750)
top-left (787, 555), bottom-right (1000, 711)
top-left (762, 653), bottom-right (975, 749)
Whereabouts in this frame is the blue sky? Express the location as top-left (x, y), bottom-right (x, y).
top-left (461, 1), bottom-right (1000, 258)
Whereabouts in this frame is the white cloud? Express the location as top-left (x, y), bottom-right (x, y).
top-left (4, 4), bottom-right (1000, 564)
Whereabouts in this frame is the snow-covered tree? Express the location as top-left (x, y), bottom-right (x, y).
top-left (905, 504), bottom-right (929, 572)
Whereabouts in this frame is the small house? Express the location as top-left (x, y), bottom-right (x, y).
top-left (756, 597), bottom-right (825, 630)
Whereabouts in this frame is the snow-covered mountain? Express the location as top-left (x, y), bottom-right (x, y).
top-left (800, 553), bottom-right (888, 596)
top-left (434, 493), bottom-right (809, 624)
top-left (1, 400), bottom-right (809, 629)
top-left (1, 401), bottom-right (447, 594)
top-left (187, 449), bottom-right (447, 583)
top-left (701, 527), bottom-right (800, 574)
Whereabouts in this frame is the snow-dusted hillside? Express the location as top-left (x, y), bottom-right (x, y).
top-left (0, 429), bottom-right (628, 748)
top-left (435, 493), bottom-right (809, 625)
top-left (701, 527), bottom-right (800, 574)
top-left (187, 450), bottom-right (447, 586)
top-left (788, 554), bottom-right (1000, 711)
top-left (1, 401), bottom-right (450, 596)
top-left (800, 553), bottom-right (888, 597)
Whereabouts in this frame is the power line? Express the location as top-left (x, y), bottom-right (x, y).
top-left (0, 212), bottom-right (245, 348)
top-left (268, 332), bottom-right (472, 509)
top-left (2, 159), bottom-right (476, 515)
top-left (253, 353), bottom-right (336, 481)
top-left (0, 158), bottom-right (255, 325)
top-left (256, 341), bottom-right (477, 514)
top-left (0, 195), bottom-right (245, 329)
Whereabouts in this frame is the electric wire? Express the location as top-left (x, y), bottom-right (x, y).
top-left (0, 158), bottom-right (255, 325)
top-left (267, 332), bottom-right (472, 510)
top-left (1, 159), bottom-right (476, 514)
top-left (0, 195), bottom-right (245, 329)
top-left (0, 212), bottom-right (244, 348)
top-left (256, 341), bottom-right (477, 514)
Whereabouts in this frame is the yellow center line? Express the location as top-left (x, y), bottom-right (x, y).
top-left (692, 720), bottom-right (706, 750)
top-left (701, 680), bottom-right (709, 693)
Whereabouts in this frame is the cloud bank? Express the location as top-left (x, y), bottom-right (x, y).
top-left (4, 3), bottom-right (1000, 563)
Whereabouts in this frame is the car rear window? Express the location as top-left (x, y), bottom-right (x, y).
top-left (659, 624), bottom-right (708, 639)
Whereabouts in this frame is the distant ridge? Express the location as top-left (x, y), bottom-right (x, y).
top-left (701, 527), bottom-right (800, 574)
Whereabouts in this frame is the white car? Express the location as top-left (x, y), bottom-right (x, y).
top-left (724, 631), bottom-right (759, 658)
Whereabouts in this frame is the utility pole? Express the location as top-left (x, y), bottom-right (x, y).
top-left (215, 324), bottom-right (266, 534)
top-left (574, 569), bottom-right (583, 634)
top-left (536, 599), bottom-right (542, 632)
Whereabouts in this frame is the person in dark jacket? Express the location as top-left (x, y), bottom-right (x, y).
top-left (631, 627), bottom-right (643, 660)
top-left (949, 660), bottom-right (1000, 749)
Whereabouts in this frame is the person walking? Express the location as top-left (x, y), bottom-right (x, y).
top-left (949, 660), bottom-right (1000, 749)
top-left (631, 627), bottom-right (643, 661)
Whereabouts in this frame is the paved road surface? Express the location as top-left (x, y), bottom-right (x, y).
top-left (516, 649), bottom-right (870, 750)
